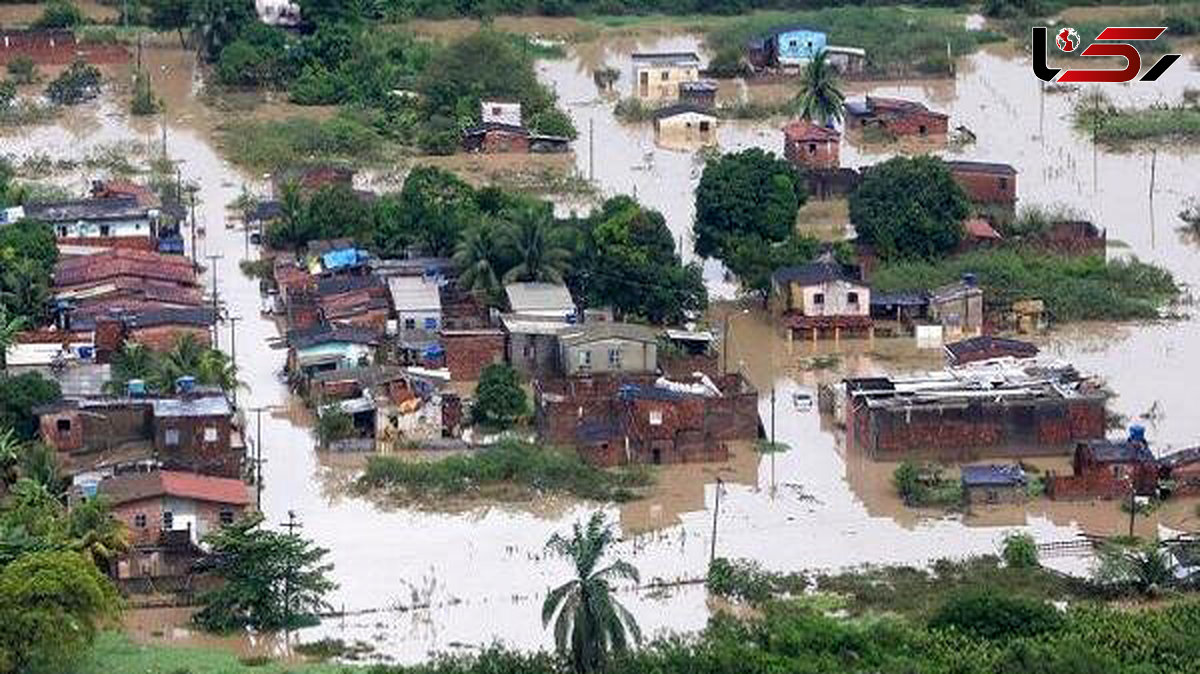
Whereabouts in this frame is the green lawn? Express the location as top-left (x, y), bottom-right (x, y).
top-left (77, 632), bottom-right (352, 674)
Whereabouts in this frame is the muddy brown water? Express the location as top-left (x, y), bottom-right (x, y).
top-left (2, 33), bottom-right (1199, 663)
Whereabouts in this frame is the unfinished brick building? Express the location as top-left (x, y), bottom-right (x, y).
top-left (1046, 429), bottom-right (1159, 500)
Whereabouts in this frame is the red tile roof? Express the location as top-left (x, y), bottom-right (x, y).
top-left (783, 120), bottom-right (840, 142)
top-left (55, 250), bottom-right (198, 288)
top-left (99, 470), bottom-right (251, 507)
top-left (963, 217), bottom-right (1003, 240)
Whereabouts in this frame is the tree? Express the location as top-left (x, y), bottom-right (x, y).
top-left (472, 364), bottom-right (526, 429)
top-left (0, 428), bottom-right (20, 487)
top-left (849, 155), bottom-right (969, 261)
top-left (44, 60), bottom-right (102, 105)
top-left (722, 234), bottom-right (820, 300)
top-left (795, 50), bottom-right (845, 126)
top-left (266, 180), bottom-right (313, 250)
top-left (130, 71), bottom-right (159, 115)
top-left (0, 307), bottom-right (26, 370)
top-left (0, 258), bottom-right (50, 324)
top-left (1094, 540), bottom-right (1178, 595)
top-left (147, 0), bottom-right (193, 48)
top-left (893, 461), bottom-right (924, 506)
top-left (194, 513), bottom-right (336, 631)
top-left (32, 0), bottom-right (84, 29)
top-left (0, 81), bottom-right (14, 112)
top-left (929, 589), bottom-right (1062, 640)
top-left (1001, 532), bottom-right (1039, 569)
top-left (0, 550), bottom-right (119, 674)
top-left (190, 0), bottom-right (257, 63)
top-left (67, 497), bottom-right (131, 575)
top-left (454, 223), bottom-right (506, 305)
top-left (501, 203), bottom-right (571, 284)
top-left (5, 56), bottom-right (37, 85)
top-left (542, 512), bottom-right (641, 674)
top-left (306, 183), bottom-right (372, 243)
top-left (0, 372), bottom-right (61, 441)
top-left (694, 149), bottom-right (807, 261)
top-left (396, 166), bottom-right (479, 257)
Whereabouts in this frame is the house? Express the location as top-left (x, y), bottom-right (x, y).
top-left (25, 195), bottom-right (161, 249)
top-left (82, 307), bottom-right (216, 356)
top-left (501, 315), bottom-right (568, 380)
top-left (678, 80), bottom-right (718, 108)
top-left (961, 464), bottom-right (1028, 505)
top-left (946, 161), bottom-right (1018, 206)
top-left (944, 336), bottom-right (1039, 367)
top-left (770, 260), bottom-right (872, 339)
top-left (927, 276), bottom-right (984, 339)
top-left (1047, 427), bottom-right (1159, 500)
top-left (824, 46), bottom-right (867, 75)
top-left (960, 217), bottom-right (1003, 251)
top-left (316, 274), bottom-right (390, 331)
top-left (96, 469), bottom-right (250, 579)
top-left (505, 282), bottom-right (576, 320)
top-left (274, 165), bottom-right (355, 195)
top-left (783, 121), bottom-right (840, 170)
top-left (463, 122), bottom-right (531, 154)
top-left (558, 322), bottom-right (659, 377)
top-left (287, 325), bottom-right (379, 379)
top-left (1159, 447), bottom-right (1200, 497)
top-left (869, 291), bottom-right (929, 335)
top-left (53, 249), bottom-right (199, 294)
top-left (388, 275), bottom-right (443, 340)
top-left (631, 52), bottom-right (701, 101)
top-left (482, 100), bottom-right (523, 127)
top-left (841, 358), bottom-right (1107, 460)
top-left (441, 329), bottom-right (506, 382)
top-left (652, 104), bottom-right (718, 143)
top-left (746, 26), bottom-right (827, 69)
top-left (845, 96), bottom-right (949, 137)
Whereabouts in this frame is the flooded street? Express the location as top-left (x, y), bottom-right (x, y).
top-left (3, 29), bottom-right (1199, 663)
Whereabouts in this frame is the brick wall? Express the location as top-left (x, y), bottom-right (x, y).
top-left (443, 330), bottom-right (505, 381)
top-left (153, 414), bottom-right (240, 477)
top-left (57, 236), bottom-right (156, 251)
top-left (482, 130), bottom-right (530, 153)
top-left (950, 169), bottom-right (1016, 205)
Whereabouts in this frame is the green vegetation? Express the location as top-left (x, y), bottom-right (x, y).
top-left (0, 373), bottom-right (61, 441)
top-left (217, 113), bottom-right (385, 172)
top-left (707, 7), bottom-right (1004, 78)
top-left (33, 0), bottom-right (85, 29)
top-left (870, 248), bottom-right (1179, 322)
top-left (706, 557), bottom-right (807, 604)
top-left (1093, 539), bottom-right (1180, 596)
top-left (129, 71), bottom-right (159, 115)
top-left (106, 335), bottom-right (239, 396)
top-left (928, 589), bottom-right (1064, 640)
top-left (314, 406), bottom-right (356, 446)
top-left (1075, 90), bottom-right (1200, 146)
top-left (5, 57), bottom-right (37, 85)
top-left (1002, 532), bottom-right (1040, 569)
top-left (543, 512), bottom-right (641, 674)
top-left (850, 155), bottom-right (969, 261)
top-left (893, 461), bottom-right (962, 508)
top-left (794, 50), bottom-right (843, 127)
top-left (194, 513), bottom-right (336, 632)
top-left (358, 440), bottom-right (653, 503)
top-left (0, 216), bottom-right (57, 325)
top-left (80, 632), bottom-right (343, 673)
top-left (45, 60), bottom-right (102, 106)
top-left (472, 364), bottom-right (528, 429)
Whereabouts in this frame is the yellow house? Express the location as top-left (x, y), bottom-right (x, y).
top-left (771, 260), bottom-right (873, 339)
top-left (632, 52), bottom-right (701, 101)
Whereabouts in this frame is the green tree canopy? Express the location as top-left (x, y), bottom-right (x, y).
top-left (0, 373), bottom-right (61, 441)
top-left (694, 148), bottom-right (807, 261)
top-left (795, 50), bottom-right (845, 126)
top-left (849, 155), bottom-right (969, 261)
top-left (44, 60), bottom-right (102, 105)
top-left (190, 0), bottom-right (258, 62)
top-left (472, 363), bottom-right (527, 429)
top-left (194, 513), bottom-right (336, 631)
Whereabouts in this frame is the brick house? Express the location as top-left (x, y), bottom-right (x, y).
top-left (463, 123), bottom-right (531, 153)
top-left (770, 260), bottom-right (872, 339)
top-left (1047, 429), bottom-right (1159, 500)
top-left (442, 329), bottom-right (506, 381)
top-left (845, 96), bottom-right (948, 137)
top-left (944, 335), bottom-right (1039, 367)
top-left (1160, 448), bottom-right (1200, 497)
top-left (946, 160), bottom-right (1018, 206)
top-left (783, 121), bottom-right (840, 170)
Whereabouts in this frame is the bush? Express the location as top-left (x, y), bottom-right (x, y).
top-left (929, 590), bottom-right (1063, 640)
top-left (33, 0), bottom-right (84, 28)
top-left (45, 60), bottom-right (102, 105)
top-left (130, 71), bottom-right (158, 115)
top-left (849, 155), bottom-right (969, 261)
top-left (1002, 532), bottom-right (1039, 569)
top-left (6, 56), bottom-right (37, 85)
top-left (314, 406), bottom-right (355, 445)
top-left (472, 364), bottom-right (527, 429)
top-left (707, 557), bottom-right (808, 604)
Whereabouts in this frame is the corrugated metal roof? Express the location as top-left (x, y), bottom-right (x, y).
top-left (388, 276), bottom-right (442, 312)
top-left (150, 394), bottom-right (232, 417)
top-left (505, 282), bottom-right (574, 315)
top-left (559, 322), bottom-right (659, 347)
top-left (960, 464), bottom-right (1026, 487)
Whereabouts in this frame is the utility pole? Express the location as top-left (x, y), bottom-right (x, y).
top-left (206, 254), bottom-right (223, 345)
top-left (189, 190), bottom-right (198, 269)
top-left (770, 386), bottom-right (777, 495)
top-left (588, 117), bottom-right (595, 182)
top-left (248, 406), bottom-right (272, 510)
top-left (1128, 483), bottom-right (1137, 538)
top-left (709, 477), bottom-right (724, 566)
top-left (282, 510), bottom-right (303, 631)
top-left (227, 315), bottom-right (241, 406)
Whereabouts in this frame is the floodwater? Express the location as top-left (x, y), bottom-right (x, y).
top-left (1, 29), bottom-right (1198, 664)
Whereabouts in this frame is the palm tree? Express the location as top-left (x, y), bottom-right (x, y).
top-left (0, 306), bottom-right (26, 370)
top-left (453, 224), bottom-right (505, 305)
top-left (0, 258), bottom-right (49, 324)
top-left (501, 204), bottom-right (571, 285)
top-left (0, 428), bottom-right (21, 487)
top-left (68, 497), bottom-right (131, 576)
top-left (105, 341), bottom-right (154, 394)
top-left (795, 50), bottom-right (845, 127)
top-left (542, 512), bottom-right (641, 674)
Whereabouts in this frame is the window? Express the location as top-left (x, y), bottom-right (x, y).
top-left (162, 511), bottom-right (174, 530)
top-left (491, 106), bottom-right (501, 116)
top-left (204, 426), bottom-right (218, 443)
top-left (808, 143), bottom-right (817, 154)
top-left (699, 121), bottom-right (711, 133)
top-left (999, 177), bottom-right (1008, 191)
top-left (424, 317), bottom-right (438, 330)
top-left (219, 509), bottom-right (235, 525)
top-left (788, 39), bottom-right (797, 48)
top-left (56, 418), bottom-right (71, 433)
top-left (523, 342), bottom-right (535, 359)
top-left (57, 225), bottom-right (68, 237)
top-left (813, 292), bottom-right (825, 305)
top-left (661, 71), bottom-right (669, 81)
top-left (578, 350), bottom-right (591, 369)
top-left (99, 224), bottom-right (111, 237)
top-left (134, 513), bottom-right (147, 528)
top-left (847, 291), bottom-right (860, 305)
top-left (404, 318), bottom-right (416, 330)
top-left (608, 348), bottom-right (622, 369)
top-left (164, 428), bottom-right (180, 446)
top-left (986, 489), bottom-right (999, 504)
top-left (918, 124), bottom-right (928, 135)
top-left (649, 410), bottom-right (663, 426)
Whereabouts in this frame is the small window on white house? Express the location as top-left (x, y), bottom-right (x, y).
top-left (165, 428), bottom-right (180, 446)
top-left (404, 318), bottom-right (416, 330)
top-left (99, 225), bottom-right (111, 237)
top-left (134, 513), bottom-right (147, 528)
top-left (579, 350), bottom-right (592, 368)
top-left (661, 71), bottom-right (669, 81)
top-left (608, 348), bottom-right (622, 369)
top-left (649, 410), bottom-right (663, 426)
top-left (162, 511), bottom-right (174, 530)
top-left (219, 509), bottom-right (235, 525)
top-left (847, 292), bottom-right (860, 305)
top-left (492, 106), bottom-right (501, 116)
top-left (204, 426), bottom-right (218, 443)
top-left (813, 293), bottom-right (825, 305)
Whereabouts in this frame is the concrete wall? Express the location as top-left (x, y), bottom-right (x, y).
top-left (791, 280), bottom-right (870, 317)
top-left (508, 331), bottom-right (560, 380)
top-left (635, 65), bottom-right (698, 100)
top-left (561, 339), bottom-right (657, 376)
top-left (929, 293), bottom-right (983, 339)
top-left (951, 169), bottom-right (1016, 205)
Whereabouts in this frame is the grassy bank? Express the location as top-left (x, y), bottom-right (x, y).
top-left (706, 7), bottom-right (1004, 77)
top-left (215, 112), bottom-right (390, 171)
top-left (869, 249), bottom-right (1178, 322)
top-left (77, 632), bottom-right (342, 674)
top-left (1076, 96), bottom-right (1200, 146)
top-left (357, 440), bottom-right (653, 503)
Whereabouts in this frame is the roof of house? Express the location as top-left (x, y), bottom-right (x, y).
top-left (870, 290), bottom-right (929, 307)
top-left (783, 120), bottom-right (840, 142)
top-left (960, 464), bottom-right (1027, 487)
top-left (24, 195), bottom-right (154, 223)
top-left (945, 160), bottom-right (1018, 176)
top-left (1084, 439), bottom-right (1156, 464)
top-left (505, 282), bottom-right (575, 315)
top-left (929, 279), bottom-right (982, 303)
top-left (316, 274), bottom-right (382, 297)
top-left (388, 276), bottom-right (442, 313)
top-left (92, 180), bottom-right (159, 208)
top-left (54, 250), bottom-right (197, 288)
top-left (850, 96), bottom-right (948, 120)
top-left (98, 470), bottom-right (250, 507)
top-left (963, 217), bottom-right (1003, 240)
top-left (1159, 447), bottom-right (1200, 469)
top-left (945, 336), bottom-right (1039, 363)
top-left (500, 314), bottom-right (570, 336)
top-left (559, 322), bottom-right (659, 347)
top-left (72, 307), bottom-right (217, 331)
top-left (464, 122), bottom-right (530, 137)
top-left (653, 103), bottom-right (718, 121)
top-left (150, 394), bottom-right (233, 418)
top-left (631, 52), bottom-right (701, 66)
top-left (289, 325), bottom-right (380, 349)
top-left (58, 277), bottom-right (206, 307)
top-left (747, 24), bottom-right (825, 47)
top-left (370, 257), bottom-right (456, 278)
top-left (772, 261), bottom-right (862, 286)
top-left (321, 248), bottom-right (368, 271)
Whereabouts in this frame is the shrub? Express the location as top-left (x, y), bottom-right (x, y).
top-left (33, 0), bottom-right (84, 28)
top-left (130, 71), bottom-right (158, 115)
top-left (314, 406), bottom-right (355, 445)
top-left (707, 557), bottom-right (808, 604)
top-left (472, 364), bottom-right (527, 429)
top-left (6, 56), bottom-right (37, 84)
top-left (45, 60), bottom-right (102, 105)
top-left (929, 590), bottom-right (1062, 639)
top-left (1002, 532), bottom-right (1039, 569)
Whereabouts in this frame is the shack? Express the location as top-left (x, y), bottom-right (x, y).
top-left (961, 464), bottom-right (1028, 505)
top-left (927, 277), bottom-right (984, 340)
top-left (782, 121), bottom-right (840, 170)
top-left (1047, 427), bottom-right (1159, 500)
top-left (653, 104), bottom-right (718, 144)
top-left (946, 160), bottom-right (1018, 206)
top-left (632, 52), bottom-right (701, 101)
top-left (679, 80), bottom-right (718, 108)
top-left (746, 26), bottom-right (827, 69)
top-left (845, 96), bottom-right (948, 137)
top-left (944, 336), bottom-right (1039, 367)
top-left (558, 322), bottom-right (659, 376)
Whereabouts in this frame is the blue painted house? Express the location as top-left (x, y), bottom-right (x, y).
top-left (747, 26), bottom-right (828, 69)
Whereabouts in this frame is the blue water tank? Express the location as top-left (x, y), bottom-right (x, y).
top-left (127, 379), bottom-right (147, 396)
top-left (176, 376), bottom-right (197, 394)
top-left (1129, 425), bottom-right (1146, 444)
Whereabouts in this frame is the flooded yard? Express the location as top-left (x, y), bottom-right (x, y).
top-left (3, 27), bottom-right (1199, 664)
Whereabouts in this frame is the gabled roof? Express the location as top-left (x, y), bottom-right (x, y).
top-left (25, 195), bottom-right (153, 223)
top-left (631, 52), bottom-right (701, 67)
top-left (559, 322), bottom-right (659, 347)
top-left (1084, 439), bottom-right (1156, 464)
top-left (72, 307), bottom-right (217, 331)
top-left (960, 464), bottom-right (1027, 487)
top-left (98, 470), bottom-right (250, 507)
top-left (464, 122), bottom-right (529, 136)
top-left (150, 394), bottom-right (232, 418)
top-left (505, 282), bottom-right (575, 315)
top-left (388, 276), bottom-right (442, 313)
top-left (963, 217), bottom-right (1003, 240)
top-left (54, 250), bottom-right (197, 288)
top-left (945, 336), bottom-right (1038, 363)
top-left (653, 103), bottom-right (718, 121)
top-left (772, 261), bottom-right (862, 286)
top-left (289, 325), bottom-right (380, 349)
top-left (945, 160), bottom-right (1018, 176)
top-left (783, 120), bottom-right (839, 142)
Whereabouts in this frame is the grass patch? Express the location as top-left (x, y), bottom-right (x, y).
top-left (869, 248), bottom-right (1178, 323)
top-left (76, 632), bottom-right (343, 674)
top-left (216, 112), bottom-right (388, 171)
top-left (706, 8), bottom-right (1004, 78)
top-left (357, 440), bottom-right (654, 503)
top-left (707, 557), bottom-right (808, 604)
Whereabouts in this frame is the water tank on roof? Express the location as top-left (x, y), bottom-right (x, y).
top-left (127, 379), bottom-right (147, 397)
top-left (1129, 425), bottom-right (1146, 445)
top-left (176, 376), bottom-right (197, 394)
top-left (962, 272), bottom-right (978, 287)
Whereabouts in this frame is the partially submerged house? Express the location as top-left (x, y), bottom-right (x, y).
top-left (944, 336), bottom-right (1039, 367)
top-left (946, 160), bottom-right (1018, 206)
top-left (845, 96), bottom-right (949, 137)
top-left (961, 464), bottom-right (1028, 505)
top-left (746, 26), bottom-right (827, 69)
top-left (632, 52), bottom-right (701, 101)
top-left (462, 101), bottom-right (570, 154)
top-left (653, 103), bottom-right (718, 144)
top-left (1047, 428), bottom-right (1159, 500)
top-left (841, 358), bottom-right (1107, 460)
top-left (783, 121), bottom-right (840, 171)
top-left (927, 277), bottom-right (984, 340)
top-left (770, 260), bottom-right (872, 339)
top-left (24, 194), bottom-right (162, 250)
top-left (679, 80), bottom-right (718, 108)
